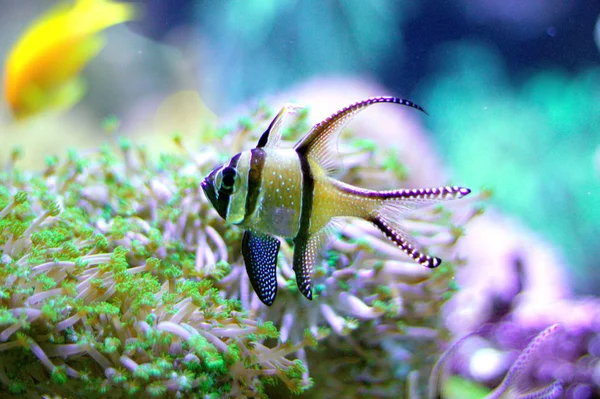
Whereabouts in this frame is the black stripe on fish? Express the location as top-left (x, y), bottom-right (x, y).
top-left (243, 148), bottom-right (266, 224)
top-left (370, 215), bottom-right (441, 268)
top-left (293, 150), bottom-right (315, 299)
top-left (214, 153), bottom-right (241, 219)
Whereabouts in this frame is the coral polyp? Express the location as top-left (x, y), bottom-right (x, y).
top-left (0, 184), bottom-right (313, 397)
top-left (0, 104), bottom-right (476, 397)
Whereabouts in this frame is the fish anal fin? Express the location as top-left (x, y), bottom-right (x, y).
top-left (292, 220), bottom-right (340, 300)
top-left (294, 96), bottom-right (427, 175)
top-left (256, 103), bottom-right (304, 149)
top-left (241, 230), bottom-right (280, 306)
top-left (292, 234), bottom-right (316, 300)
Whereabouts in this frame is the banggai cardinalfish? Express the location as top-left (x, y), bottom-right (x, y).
top-left (201, 97), bottom-right (471, 306)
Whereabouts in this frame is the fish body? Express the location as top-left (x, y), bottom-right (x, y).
top-left (4, 0), bottom-right (136, 120)
top-left (201, 97), bottom-right (471, 306)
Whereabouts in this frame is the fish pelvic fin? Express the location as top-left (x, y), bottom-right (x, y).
top-left (368, 186), bottom-right (471, 268)
top-left (294, 96), bottom-right (426, 175)
top-left (242, 230), bottom-right (280, 306)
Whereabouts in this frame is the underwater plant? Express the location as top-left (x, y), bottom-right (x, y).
top-left (0, 102), bottom-right (477, 397)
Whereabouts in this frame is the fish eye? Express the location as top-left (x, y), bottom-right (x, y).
top-left (220, 167), bottom-right (237, 191)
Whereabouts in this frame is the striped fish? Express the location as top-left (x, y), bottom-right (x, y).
top-left (201, 97), bottom-right (471, 306)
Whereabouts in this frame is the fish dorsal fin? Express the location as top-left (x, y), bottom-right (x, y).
top-left (256, 103), bottom-right (304, 149)
top-left (294, 97), bottom-right (427, 174)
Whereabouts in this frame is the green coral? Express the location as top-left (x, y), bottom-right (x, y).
top-left (0, 104), bottom-right (478, 398)
top-left (0, 134), bottom-right (312, 398)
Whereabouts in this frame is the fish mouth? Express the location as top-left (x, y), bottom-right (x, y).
top-left (200, 178), bottom-right (209, 194)
top-left (201, 176), bottom-right (215, 204)
top-left (201, 170), bottom-right (228, 220)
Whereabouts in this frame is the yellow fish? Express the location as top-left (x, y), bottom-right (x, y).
top-left (3, 0), bottom-right (136, 120)
top-left (202, 97), bottom-right (471, 305)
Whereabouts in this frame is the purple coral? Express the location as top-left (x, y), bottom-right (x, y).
top-left (440, 210), bottom-right (600, 398)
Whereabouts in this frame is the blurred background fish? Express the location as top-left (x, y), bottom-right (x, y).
top-left (3, 0), bottom-right (136, 120)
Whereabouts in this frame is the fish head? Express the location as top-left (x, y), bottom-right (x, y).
top-left (201, 152), bottom-right (248, 224)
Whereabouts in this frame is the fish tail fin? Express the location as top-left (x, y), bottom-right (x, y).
top-left (368, 186), bottom-right (470, 268)
top-left (369, 213), bottom-right (441, 268)
top-left (378, 186), bottom-right (471, 202)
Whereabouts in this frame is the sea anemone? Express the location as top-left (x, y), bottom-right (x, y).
top-left (0, 102), bottom-right (477, 397)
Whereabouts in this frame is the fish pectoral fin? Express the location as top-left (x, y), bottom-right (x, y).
top-left (242, 230), bottom-right (280, 306)
top-left (294, 97), bottom-right (427, 175)
top-left (256, 103), bottom-right (304, 148)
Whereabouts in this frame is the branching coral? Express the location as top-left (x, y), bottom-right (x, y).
top-left (0, 103), bottom-right (478, 397)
